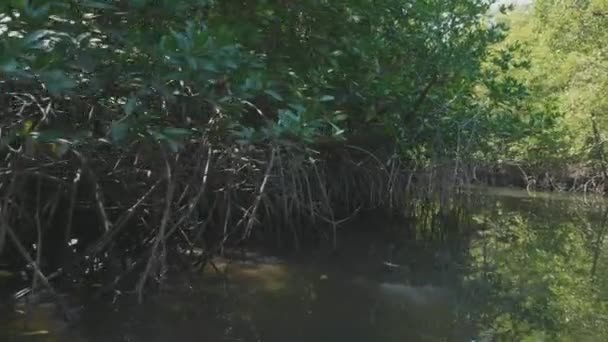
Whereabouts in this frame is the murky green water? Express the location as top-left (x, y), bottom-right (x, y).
top-left (3, 187), bottom-right (608, 341)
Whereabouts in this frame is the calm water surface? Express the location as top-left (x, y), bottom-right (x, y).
top-left (2, 187), bottom-right (608, 341)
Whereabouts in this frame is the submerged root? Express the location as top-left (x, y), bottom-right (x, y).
top-left (0, 136), bottom-right (469, 302)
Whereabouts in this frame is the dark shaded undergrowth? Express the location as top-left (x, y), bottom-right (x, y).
top-left (1, 117), bottom-right (465, 312)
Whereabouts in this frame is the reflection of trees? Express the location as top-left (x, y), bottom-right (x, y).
top-left (590, 208), bottom-right (608, 280)
top-left (461, 194), bottom-right (608, 340)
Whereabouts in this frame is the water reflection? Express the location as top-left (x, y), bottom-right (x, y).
top-left (3, 187), bottom-right (608, 341)
top-left (461, 189), bottom-right (608, 341)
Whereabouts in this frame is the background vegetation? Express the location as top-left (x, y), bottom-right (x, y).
top-left (492, 0), bottom-right (608, 189)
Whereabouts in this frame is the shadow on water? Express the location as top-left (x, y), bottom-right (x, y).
top-left (3, 187), bottom-right (608, 341)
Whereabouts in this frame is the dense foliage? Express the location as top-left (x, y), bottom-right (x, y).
top-left (0, 0), bottom-right (515, 160)
top-left (490, 1), bottom-right (608, 188)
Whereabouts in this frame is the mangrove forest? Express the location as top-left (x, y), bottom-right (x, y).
top-left (2, 0), bottom-right (608, 341)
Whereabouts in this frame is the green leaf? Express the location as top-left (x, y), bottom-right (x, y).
top-left (148, 129), bottom-right (184, 152)
top-left (148, 129), bottom-right (165, 142)
top-left (129, 0), bottom-right (147, 7)
top-left (201, 61), bottom-right (218, 72)
top-left (165, 139), bottom-right (181, 153)
top-left (124, 96), bottom-right (137, 116)
top-left (80, 0), bottom-right (118, 10)
top-left (10, 0), bottom-right (28, 10)
top-left (186, 57), bottom-right (198, 70)
top-left (110, 121), bottom-right (129, 144)
top-left (23, 30), bottom-right (53, 49)
top-left (31, 52), bottom-right (58, 70)
top-left (0, 59), bottom-right (21, 75)
top-left (162, 127), bottom-right (193, 140)
top-left (328, 121), bottom-right (345, 137)
top-left (320, 95), bottom-right (335, 102)
top-left (39, 70), bottom-right (76, 95)
top-left (334, 113), bottom-right (348, 122)
top-left (171, 30), bottom-right (190, 51)
top-left (24, 2), bottom-right (51, 18)
top-left (264, 89), bottom-right (283, 101)
top-left (224, 59), bottom-right (238, 69)
top-left (288, 103), bottom-right (306, 114)
top-left (278, 110), bottom-right (300, 127)
top-left (54, 141), bottom-right (70, 158)
top-left (31, 130), bottom-right (66, 143)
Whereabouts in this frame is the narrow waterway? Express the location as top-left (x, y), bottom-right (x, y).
top-left (2, 187), bottom-right (608, 341)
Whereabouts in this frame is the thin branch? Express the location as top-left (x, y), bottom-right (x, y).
top-left (408, 74), bottom-right (438, 118)
top-left (345, 145), bottom-right (390, 176)
top-left (0, 174), bottom-right (18, 254)
top-left (32, 177), bottom-right (43, 297)
top-left (312, 162), bottom-right (337, 248)
top-left (65, 168), bottom-right (81, 246)
top-left (240, 148), bottom-right (276, 240)
top-left (137, 146), bottom-right (175, 302)
top-left (164, 146), bottom-right (213, 239)
top-left (72, 150), bottom-right (111, 233)
top-left (5, 223), bottom-right (73, 320)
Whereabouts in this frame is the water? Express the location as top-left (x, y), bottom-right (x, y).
top-left (2, 187), bottom-right (608, 341)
